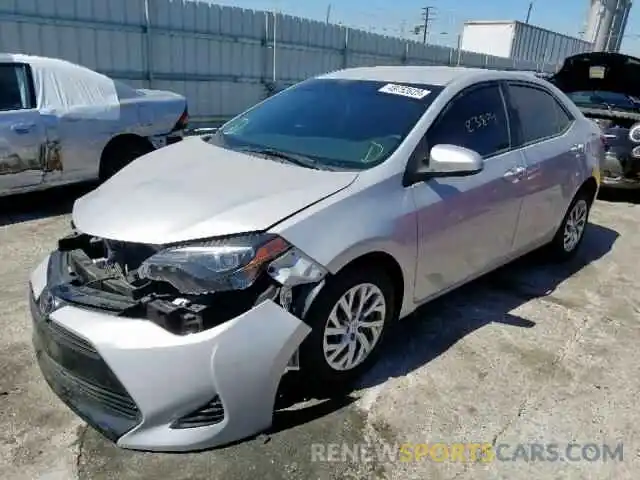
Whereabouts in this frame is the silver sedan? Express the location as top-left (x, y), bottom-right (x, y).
top-left (28, 66), bottom-right (602, 452)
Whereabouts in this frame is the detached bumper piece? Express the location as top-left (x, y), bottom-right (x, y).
top-left (30, 292), bottom-right (141, 441)
top-left (602, 152), bottom-right (640, 189)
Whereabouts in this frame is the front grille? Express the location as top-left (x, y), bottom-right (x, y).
top-left (46, 319), bottom-right (100, 359)
top-left (171, 396), bottom-right (225, 429)
top-left (31, 291), bottom-right (141, 440)
top-left (37, 350), bottom-right (139, 420)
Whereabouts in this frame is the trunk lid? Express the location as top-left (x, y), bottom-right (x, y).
top-left (549, 52), bottom-right (640, 97)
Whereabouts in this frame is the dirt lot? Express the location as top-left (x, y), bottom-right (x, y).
top-left (1, 185), bottom-right (639, 480)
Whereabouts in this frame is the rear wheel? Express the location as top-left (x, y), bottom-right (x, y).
top-left (99, 139), bottom-right (153, 182)
top-left (298, 267), bottom-right (395, 394)
top-left (545, 191), bottom-right (591, 261)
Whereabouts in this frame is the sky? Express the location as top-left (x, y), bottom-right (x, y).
top-left (208, 0), bottom-right (640, 55)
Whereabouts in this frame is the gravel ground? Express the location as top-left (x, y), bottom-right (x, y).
top-left (1, 185), bottom-right (639, 480)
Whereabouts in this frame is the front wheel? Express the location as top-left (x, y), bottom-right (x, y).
top-left (298, 267), bottom-right (396, 393)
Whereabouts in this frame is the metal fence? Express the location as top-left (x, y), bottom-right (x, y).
top-left (0, 0), bottom-right (562, 126)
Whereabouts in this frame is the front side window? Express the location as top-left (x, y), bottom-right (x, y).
top-left (211, 79), bottom-right (444, 170)
top-left (508, 84), bottom-right (573, 145)
top-left (0, 64), bottom-right (32, 112)
top-left (425, 84), bottom-right (510, 158)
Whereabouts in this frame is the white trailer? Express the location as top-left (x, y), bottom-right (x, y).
top-left (460, 20), bottom-right (593, 66)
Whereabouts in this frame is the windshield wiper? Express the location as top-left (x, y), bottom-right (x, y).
top-left (237, 147), bottom-right (332, 170)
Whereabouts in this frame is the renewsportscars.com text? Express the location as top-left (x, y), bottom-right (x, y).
top-left (310, 442), bottom-right (624, 463)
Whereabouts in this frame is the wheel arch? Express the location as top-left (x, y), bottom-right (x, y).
top-left (99, 133), bottom-right (154, 178)
top-left (330, 251), bottom-right (405, 322)
top-left (554, 175), bottom-right (599, 233)
top-left (577, 176), bottom-right (599, 206)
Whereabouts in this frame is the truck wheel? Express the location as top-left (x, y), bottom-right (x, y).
top-left (298, 266), bottom-right (395, 394)
top-left (99, 140), bottom-right (152, 182)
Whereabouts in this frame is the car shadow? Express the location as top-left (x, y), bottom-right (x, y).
top-left (0, 182), bottom-right (96, 227)
top-left (359, 221), bottom-right (619, 388)
top-left (274, 222), bottom-right (619, 432)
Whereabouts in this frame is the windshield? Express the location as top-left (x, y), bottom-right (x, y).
top-left (211, 79), bottom-right (443, 170)
top-left (566, 90), bottom-right (640, 110)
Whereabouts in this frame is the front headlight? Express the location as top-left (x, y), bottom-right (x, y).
top-left (138, 234), bottom-right (291, 294)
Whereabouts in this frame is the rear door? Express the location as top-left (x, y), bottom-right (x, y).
top-left (504, 82), bottom-right (580, 251)
top-left (412, 82), bottom-right (529, 301)
top-left (0, 63), bottom-right (46, 193)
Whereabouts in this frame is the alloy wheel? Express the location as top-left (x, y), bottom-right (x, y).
top-left (563, 199), bottom-right (588, 252)
top-left (322, 283), bottom-right (387, 371)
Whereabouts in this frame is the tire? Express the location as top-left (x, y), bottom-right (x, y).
top-left (99, 141), bottom-right (152, 182)
top-left (545, 190), bottom-right (592, 261)
top-left (298, 266), bottom-right (396, 394)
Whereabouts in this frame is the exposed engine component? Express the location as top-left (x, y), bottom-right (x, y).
top-left (54, 231), bottom-right (327, 337)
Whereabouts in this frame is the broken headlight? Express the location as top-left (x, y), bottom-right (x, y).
top-left (266, 248), bottom-right (328, 286)
top-left (137, 233), bottom-right (327, 295)
top-left (138, 234), bottom-right (291, 294)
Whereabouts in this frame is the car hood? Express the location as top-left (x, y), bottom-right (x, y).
top-left (72, 137), bottom-right (359, 244)
top-left (550, 52), bottom-right (640, 96)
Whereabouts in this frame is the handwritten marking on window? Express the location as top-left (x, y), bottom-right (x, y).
top-left (465, 113), bottom-right (498, 133)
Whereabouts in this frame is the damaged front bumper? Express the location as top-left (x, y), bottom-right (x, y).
top-left (29, 252), bottom-right (311, 452)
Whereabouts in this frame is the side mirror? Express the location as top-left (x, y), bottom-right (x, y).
top-left (423, 144), bottom-right (484, 177)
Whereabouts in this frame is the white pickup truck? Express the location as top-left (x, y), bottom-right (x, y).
top-left (0, 54), bottom-right (188, 196)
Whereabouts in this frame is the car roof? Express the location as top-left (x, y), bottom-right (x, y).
top-left (319, 65), bottom-right (544, 87)
top-left (0, 53), bottom-right (72, 68)
top-left (0, 52), bottom-right (80, 70)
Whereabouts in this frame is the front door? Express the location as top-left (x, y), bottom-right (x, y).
top-left (412, 83), bottom-right (528, 301)
top-left (0, 63), bottom-right (46, 194)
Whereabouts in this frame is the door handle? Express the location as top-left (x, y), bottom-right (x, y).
top-left (503, 166), bottom-right (526, 182)
top-left (570, 143), bottom-right (585, 154)
top-left (11, 123), bottom-right (36, 134)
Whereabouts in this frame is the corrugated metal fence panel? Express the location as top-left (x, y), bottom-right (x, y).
top-left (0, 0), bottom-right (566, 124)
top-left (406, 43), bottom-right (451, 65)
top-left (511, 21), bottom-right (592, 66)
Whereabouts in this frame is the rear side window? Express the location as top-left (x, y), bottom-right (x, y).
top-left (507, 84), bottom-right (573, 146)
top-left (0, 64), bottom-right (33, 111)
top-left (426, 84), bottom-right (510, 158)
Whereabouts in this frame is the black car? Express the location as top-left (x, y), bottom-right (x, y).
top-left (549, 52), bottom-right (640, 189)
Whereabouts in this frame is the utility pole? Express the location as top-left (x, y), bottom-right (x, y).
top-left (414, 6), bottom-right (434, 44)
top-left (525, 1), bottom-right (533, 24)
top-left (422, 6), bottom-right (432, 44)
top-left (325, 4), bottom-right (331, 24)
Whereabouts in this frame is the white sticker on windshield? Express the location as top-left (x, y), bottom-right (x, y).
top-left (379, 83), bottom-right (431, 99)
